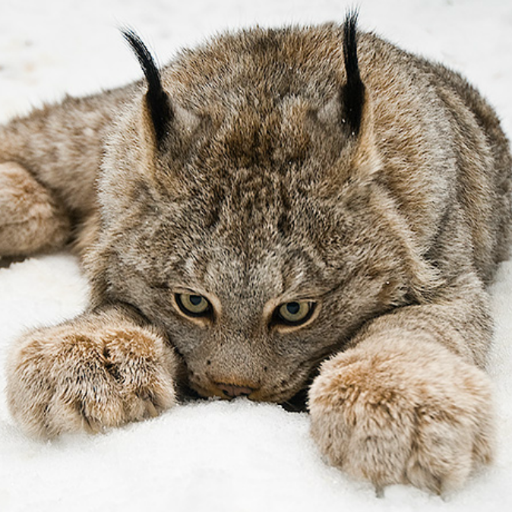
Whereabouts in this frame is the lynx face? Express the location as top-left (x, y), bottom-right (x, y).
top-left (89, 27), bottom-right (422, 402)
top-left (96, 157), bottom-right (412, 402)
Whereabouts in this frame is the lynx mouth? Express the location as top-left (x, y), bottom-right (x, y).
top-left (184, 378), bottom-right (309, 413)
top-left (184, 358), bottom-right (318, 405)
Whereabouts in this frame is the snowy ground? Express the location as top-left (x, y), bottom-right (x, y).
top-left (0, 0), bottom-right (511, 511)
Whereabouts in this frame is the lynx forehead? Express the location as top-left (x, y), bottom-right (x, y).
top-left (1, 13), bottom-right (510, 494)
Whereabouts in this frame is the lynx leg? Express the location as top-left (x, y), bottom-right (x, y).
top-left (309, 273), bottom-right (495, 494)
top-left (0, 162), bottom-right (71, 258)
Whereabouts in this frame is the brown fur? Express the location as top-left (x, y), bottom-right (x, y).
top-left (7, 307), bottom-right (177, 437)
top-left (0, 162), bottom-right (70, 255)
top-left (1, 20), bottom-right (511, 493)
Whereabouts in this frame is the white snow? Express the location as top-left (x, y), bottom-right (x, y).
top-left (0, 1), bottom-right (511, 511)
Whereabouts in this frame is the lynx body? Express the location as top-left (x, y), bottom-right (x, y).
top-left (1, 16), bottom-right (510, 494)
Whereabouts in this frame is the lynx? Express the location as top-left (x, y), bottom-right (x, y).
top-left (1, 13), bottom-right (511, 494)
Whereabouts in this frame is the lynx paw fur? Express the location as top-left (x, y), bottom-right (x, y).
top-left (6, 312), bottom-right (178, 438)
top-left (309, 337), bottom-right (494, 494)
top-left (0, 162), bottom-right (70, 257)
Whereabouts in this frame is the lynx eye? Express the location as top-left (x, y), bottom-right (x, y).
top-left (175, 293), bottom-right (211, 317)
top-left (276, 301), bottom-right (315, 326)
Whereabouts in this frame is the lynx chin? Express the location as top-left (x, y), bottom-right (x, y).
top-left (1, 12), bottom-right (510, 495)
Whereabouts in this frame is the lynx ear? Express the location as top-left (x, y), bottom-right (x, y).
top-left (342, 11), bottom-right (365, 137)
top-left (122, 29), bottom-right (173, 145)
top-left (341, 12), bottom-right (381, 177)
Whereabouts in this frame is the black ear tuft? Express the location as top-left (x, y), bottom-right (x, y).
top-left (122, 29), bottom-right (173, 143)
top-left (342, 11), bottom-right (365, 136)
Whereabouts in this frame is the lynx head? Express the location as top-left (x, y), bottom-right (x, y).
top-left (90, 14), bottom-right (434, 405)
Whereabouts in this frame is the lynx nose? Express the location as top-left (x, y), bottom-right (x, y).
top-left (216, 382), bottom-right (254, 398)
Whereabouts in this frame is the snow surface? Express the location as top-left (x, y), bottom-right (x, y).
top-left (0, 0), bottom-right (511, 510)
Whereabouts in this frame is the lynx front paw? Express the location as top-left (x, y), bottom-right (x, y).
top-left (309, 338), bottom-right (494, 494)
top-left (7, 312), bottom-right (178, 438)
